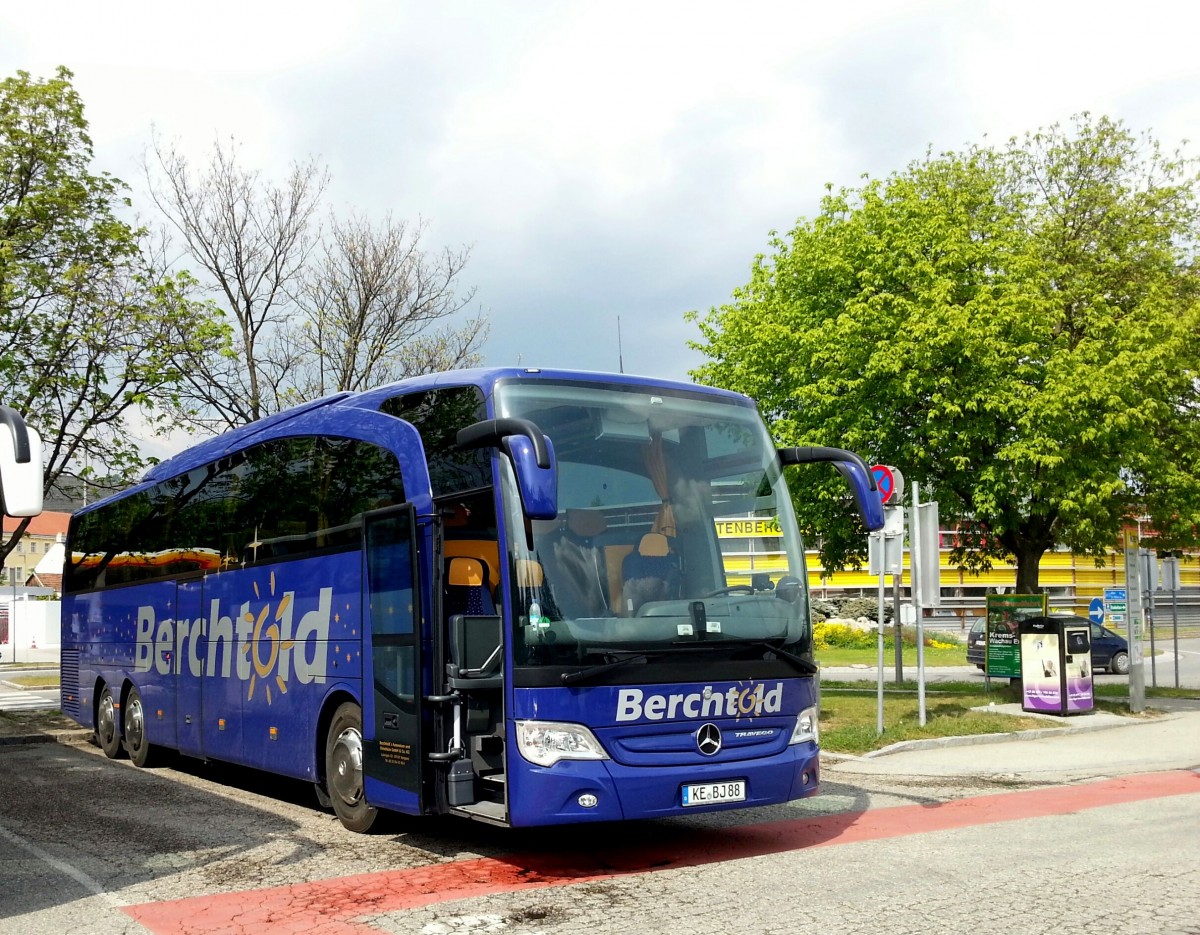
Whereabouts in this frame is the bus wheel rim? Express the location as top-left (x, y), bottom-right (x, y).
top-left (127, 697), bottom-right (144, 751)
top-left (331, 727), bottom-right (364, 806)
top-left (99, 694), bottom-right (115, 742)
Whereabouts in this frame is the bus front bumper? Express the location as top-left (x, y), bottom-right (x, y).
top-left (505, 741), bottom-right (820, 827)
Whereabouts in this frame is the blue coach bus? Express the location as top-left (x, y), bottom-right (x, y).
top-left (57, 369), bottom-right (882, 830)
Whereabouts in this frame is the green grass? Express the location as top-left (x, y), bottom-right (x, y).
top-left (1093, 683), bottom-right (1199, 699)
top-left (817, 679), bottom-right (1200, 755)
top-left (817, 688), bottom-right (1056, 755)
top-left (3, 674), bottom-right (59, 688)
top-left (816, 644), bottom-right (968, 667)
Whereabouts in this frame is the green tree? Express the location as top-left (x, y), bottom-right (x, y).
top-left (0, 67), bottom-right (230, 557)
top-left (690, 114), bottom-right (1200, 592)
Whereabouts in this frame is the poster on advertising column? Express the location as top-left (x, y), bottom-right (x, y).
top-left (984, 594), bottom-right (1047, 678)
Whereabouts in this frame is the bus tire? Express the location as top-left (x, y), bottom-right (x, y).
top-left (123, 686), bottom-right (159, 768)
top-left (96, 686), bottom-right (123, 759)
top-left (325, 702), bottom-right (378, 833)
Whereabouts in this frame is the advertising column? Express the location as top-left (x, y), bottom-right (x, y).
top-left (1019, 617), bottom-right (1062, 713)
top-left (1062, 622), bottom-right (1094, 713)
top-left (1019, 617), bottom-right (1094, 715)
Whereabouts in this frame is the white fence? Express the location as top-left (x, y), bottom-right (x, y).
top-left (0, 597), bottom-right (60, 656)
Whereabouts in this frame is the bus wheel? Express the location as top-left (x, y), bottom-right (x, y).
top-left (96, 686), bottom-right (123, 759)
top-left (123, 687), bottom-right (159, 767)
top-left (325, 702), bottom-right (377, 833)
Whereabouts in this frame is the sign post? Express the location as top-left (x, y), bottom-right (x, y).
top-left (870, 464), bottom-right (902, 507)
top-left (1163, 555), bottom-right (1181, 688)
top-left (870, 466), bottom-right (905, 683)
top-left (874, 528), bottom-right (886, 735)
top-left (1122, 550), bottom-right (1145, 713)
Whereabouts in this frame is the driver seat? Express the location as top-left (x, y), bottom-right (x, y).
top-left (621, 532), bottom-right (681, 614)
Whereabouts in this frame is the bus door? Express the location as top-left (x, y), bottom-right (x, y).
top-left (174, 577), bottom-right (205, 758)
top-left (361, 505), bottom-right (426, 814)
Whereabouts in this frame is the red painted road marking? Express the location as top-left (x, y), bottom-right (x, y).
top-left (125, 770), bottom-right (1200, 935)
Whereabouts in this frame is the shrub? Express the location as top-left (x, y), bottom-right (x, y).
top-left (813, 622), bottom-right (877, 650)
top-left (832, 596), bottom-right (892, 623)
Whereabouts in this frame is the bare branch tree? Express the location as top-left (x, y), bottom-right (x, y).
top-left (145, 136), bottom-right (329, 429)
top-left (146, 141), bottom-right (486, 432)
top-left (294, 213), bottom-right (486, 397)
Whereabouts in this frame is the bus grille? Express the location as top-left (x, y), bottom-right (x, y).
top-left (60, 650), bottom-right (81, 718)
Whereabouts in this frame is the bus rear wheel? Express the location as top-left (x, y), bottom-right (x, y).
top-left (123, 687), bottom-right (159, 767)
top-left (325, 702), bottom-right (378, 833)
top-left (96, 686), bottom-right (123, 759)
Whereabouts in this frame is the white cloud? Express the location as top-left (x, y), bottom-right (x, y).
top-left (1, 0), bottom-right (1197, 387)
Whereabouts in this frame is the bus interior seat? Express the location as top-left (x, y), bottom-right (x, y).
top-left (514, 558), bottom-right (545, 616)
top-left (516, 558), bottom-right (544, 588)
top-left (447, 612), bottom-right (503, 690)
top-left (443, 540), bottom-right (500, 599)
top-left (565, 508), bottom-right (607, 540)
top-left (603, 543), bottom-right (633, 609)
top-left (621, 532), bottom-right (681, 614)
top-left (445, 556), bottom-right (496, 618)
top-left (539, 509), bottom-right (611, 618)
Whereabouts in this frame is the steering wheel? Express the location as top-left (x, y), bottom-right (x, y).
top-left (705, 585), bottom-right (755, 597)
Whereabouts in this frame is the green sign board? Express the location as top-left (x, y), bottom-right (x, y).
top-left (984, 594), bottom-right (1048, 678)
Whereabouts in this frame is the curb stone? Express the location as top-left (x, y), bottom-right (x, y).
top-left (820, 704), bottom-right (1141, 761)
top-left (0, 729), bottom-right (92, 747)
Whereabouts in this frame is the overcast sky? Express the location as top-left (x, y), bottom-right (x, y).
top-left (2, 1), bottom-right (1198, 386)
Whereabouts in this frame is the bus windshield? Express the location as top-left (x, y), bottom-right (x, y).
top-left (496, 380), bottom-right (810, 669)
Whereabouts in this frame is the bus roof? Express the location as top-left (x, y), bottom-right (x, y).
top-left (131, 367), bottom-right (750, 489)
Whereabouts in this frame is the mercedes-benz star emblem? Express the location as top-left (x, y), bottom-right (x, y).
top-left (696, 723), bottom-right (722, 756)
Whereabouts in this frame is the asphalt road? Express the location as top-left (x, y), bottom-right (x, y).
top-left (0, 666), bottom-right (60, 712)
top-left (0, 736), bottom-right (1197, 935)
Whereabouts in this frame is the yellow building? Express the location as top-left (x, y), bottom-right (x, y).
top-left (715, 519), bottom-right (1200, 623)
top-left (2, 510), bottom-right (70, 588)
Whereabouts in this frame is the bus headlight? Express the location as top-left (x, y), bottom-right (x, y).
top-left (789, 706), bottom-right (819, 745)
top-left (514, 720), bottom-right (609, 767)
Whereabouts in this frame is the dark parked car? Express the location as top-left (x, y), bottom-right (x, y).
top-left (966, 618), bottom-right (986, 667)
top-left (966, 614), bottom-right (1130, 675)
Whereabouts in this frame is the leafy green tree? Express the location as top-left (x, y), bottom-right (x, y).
top-left (0, 67), bottom-right (230, 556)
top-left (691, 115), bottom-right (1200, 592)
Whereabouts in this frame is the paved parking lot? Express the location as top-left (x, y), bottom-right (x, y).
top-left (1, 728), bottom-right (1197, 935)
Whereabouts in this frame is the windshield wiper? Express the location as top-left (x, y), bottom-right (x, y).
top-left (561, 651), bottom-right (649, 686)
top-left (752, 639), bottom-right (818, 675)
top-left (709, 637), bottom-right (818, 675)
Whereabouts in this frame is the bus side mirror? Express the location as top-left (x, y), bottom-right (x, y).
top-left (778, 445), bottom-right (884, 532)
top-left (0, 406), bottom-right (44, 518)
top-left (503, 434), bottom-right (558, 520)
top-left (457, 418), bottom-right (558, 520)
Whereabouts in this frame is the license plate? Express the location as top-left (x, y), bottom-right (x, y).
top-left (681, 779), bottom-right (746, 807)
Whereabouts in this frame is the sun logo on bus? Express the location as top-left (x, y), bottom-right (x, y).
top-left (730, 681), bottom-right (760, 722)
top-left (728, 679), bottom-right (784, 723)
top-left (242, 571), bottom-right (295, 704)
